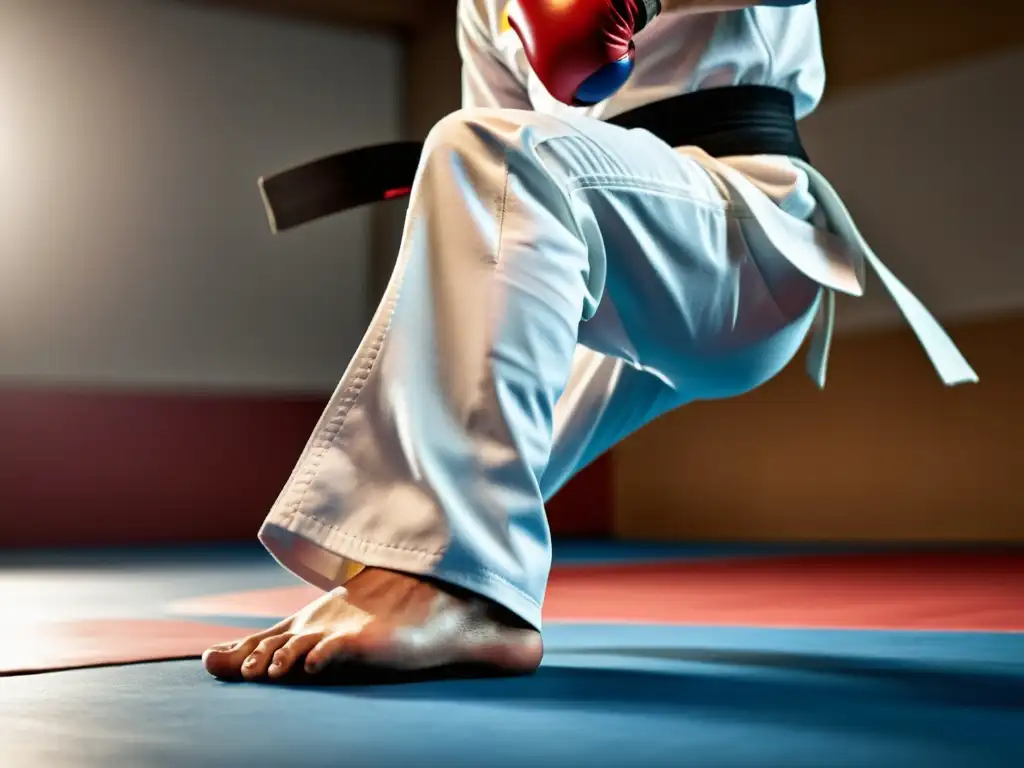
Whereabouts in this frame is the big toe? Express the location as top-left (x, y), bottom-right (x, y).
top-left (202, 637), bottom-right (257, 679)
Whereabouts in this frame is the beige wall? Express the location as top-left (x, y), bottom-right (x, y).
top-left (817, 0), bottom-right (1024, 93)
top-left (615, 315), bottom-right (1024, 541)
top-left (404, 15), bottom-right (464, 137)
top-left (0, 0), bottom-right (402, 393)
top-left (369, 14), bottom-right (464, 303)
top-left (615, 3), bottom-right (1024, 541)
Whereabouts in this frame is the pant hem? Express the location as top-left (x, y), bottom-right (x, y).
top-left (259, 510), bottom-right (545, 631)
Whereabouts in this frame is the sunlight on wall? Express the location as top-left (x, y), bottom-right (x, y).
top-left (0, 0), bottom-right (402, 391)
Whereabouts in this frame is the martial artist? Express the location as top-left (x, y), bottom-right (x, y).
top-left (203, 0), bottom-right (976, 682)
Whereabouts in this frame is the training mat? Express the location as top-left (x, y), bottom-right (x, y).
top-left (168, 552), bottom-right (1024, 632)
top-left (0, 619), bottom-right (261, 676)
top-left (6, 549), bottom-right (1021, 677)
top-left (2, 626), bottom-right (1023, 768)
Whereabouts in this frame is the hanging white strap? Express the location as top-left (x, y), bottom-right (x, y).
top-left (805, 288), bottom-right (835, 389)
top-left (713, 155), bottom-right (977, 388)
top-left (792, 159), bottom-right (978, 387)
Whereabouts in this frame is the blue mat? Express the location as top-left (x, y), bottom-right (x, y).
top-left (2, 624), bottom-right (1022, 767)
top-left (3, 545), bottom-right (1023, 766)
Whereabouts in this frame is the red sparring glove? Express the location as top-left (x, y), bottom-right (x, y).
top-left (506, 0), bottom-right (662, 106)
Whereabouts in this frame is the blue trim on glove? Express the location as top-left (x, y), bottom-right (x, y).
top-left (574, 53), bottom-right (635, 106)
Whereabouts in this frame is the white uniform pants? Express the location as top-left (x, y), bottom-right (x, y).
top-left (258, 107), bottom-right (974, 629)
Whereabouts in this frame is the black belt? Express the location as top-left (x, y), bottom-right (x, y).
top-left (259, 85), bottom-right (809, 233)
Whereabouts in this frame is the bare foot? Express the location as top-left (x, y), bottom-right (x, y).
top-left (201, 568), bottom-right (543, 682)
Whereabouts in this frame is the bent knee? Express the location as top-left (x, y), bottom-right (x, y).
top-left (423, 109), bottom-right (505, 158)
top-left (422, 108), bottom-right (570, 161)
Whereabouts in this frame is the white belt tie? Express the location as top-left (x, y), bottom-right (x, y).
top-left (715, 156), bottom-right (978, 389)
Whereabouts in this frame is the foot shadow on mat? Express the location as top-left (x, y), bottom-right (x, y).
top-left (246, 645), bottom-right (1024, 746)
top-left (216, 656), bottom-right (1016, 756)
top-left (550, 646), bottom-right (1024, 709)
top-left (248, 646), bottom-right (1024, 710)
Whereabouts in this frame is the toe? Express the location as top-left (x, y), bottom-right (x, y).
top-left (203, 635), bottom-right (262, 679)
top-left (203, 619), bottom-right (293, 680)
top-left (304, 629), bottom-right (371, 674)
top-left (241, 634), bottom-right (293, 680)
top-left (267, 633), bottom-right (323, 679)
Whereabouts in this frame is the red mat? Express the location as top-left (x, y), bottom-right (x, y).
top-left (8, 552), bottom-right (1020, 676)
top-left (0, 619), bottom-right (260, 676)
top-left (169, 552), bottom-right (1024, 632)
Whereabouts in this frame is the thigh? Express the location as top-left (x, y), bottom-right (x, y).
top-left (530, 112), bottom-right (820, 398)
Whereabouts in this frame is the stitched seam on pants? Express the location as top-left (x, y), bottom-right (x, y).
top-left (494, 162), bottom-right (510, 265)
top-left (288, 510), bottom-right (543, 610)
top-left (467, 160), bottom-right (512, 427)
top-left (532, 129), bottom-right (744, 215)
top-left (568, 175), bottom-right (751, 216)
top-left (280, 261), bottom-right (410, 521)
top-left (464, 162), bottom-right (553, 589)
top-left (289, 508), bottom-right (445, 557)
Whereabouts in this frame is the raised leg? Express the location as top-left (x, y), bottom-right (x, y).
top-left (204, 106), bottom-right (823, 681)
